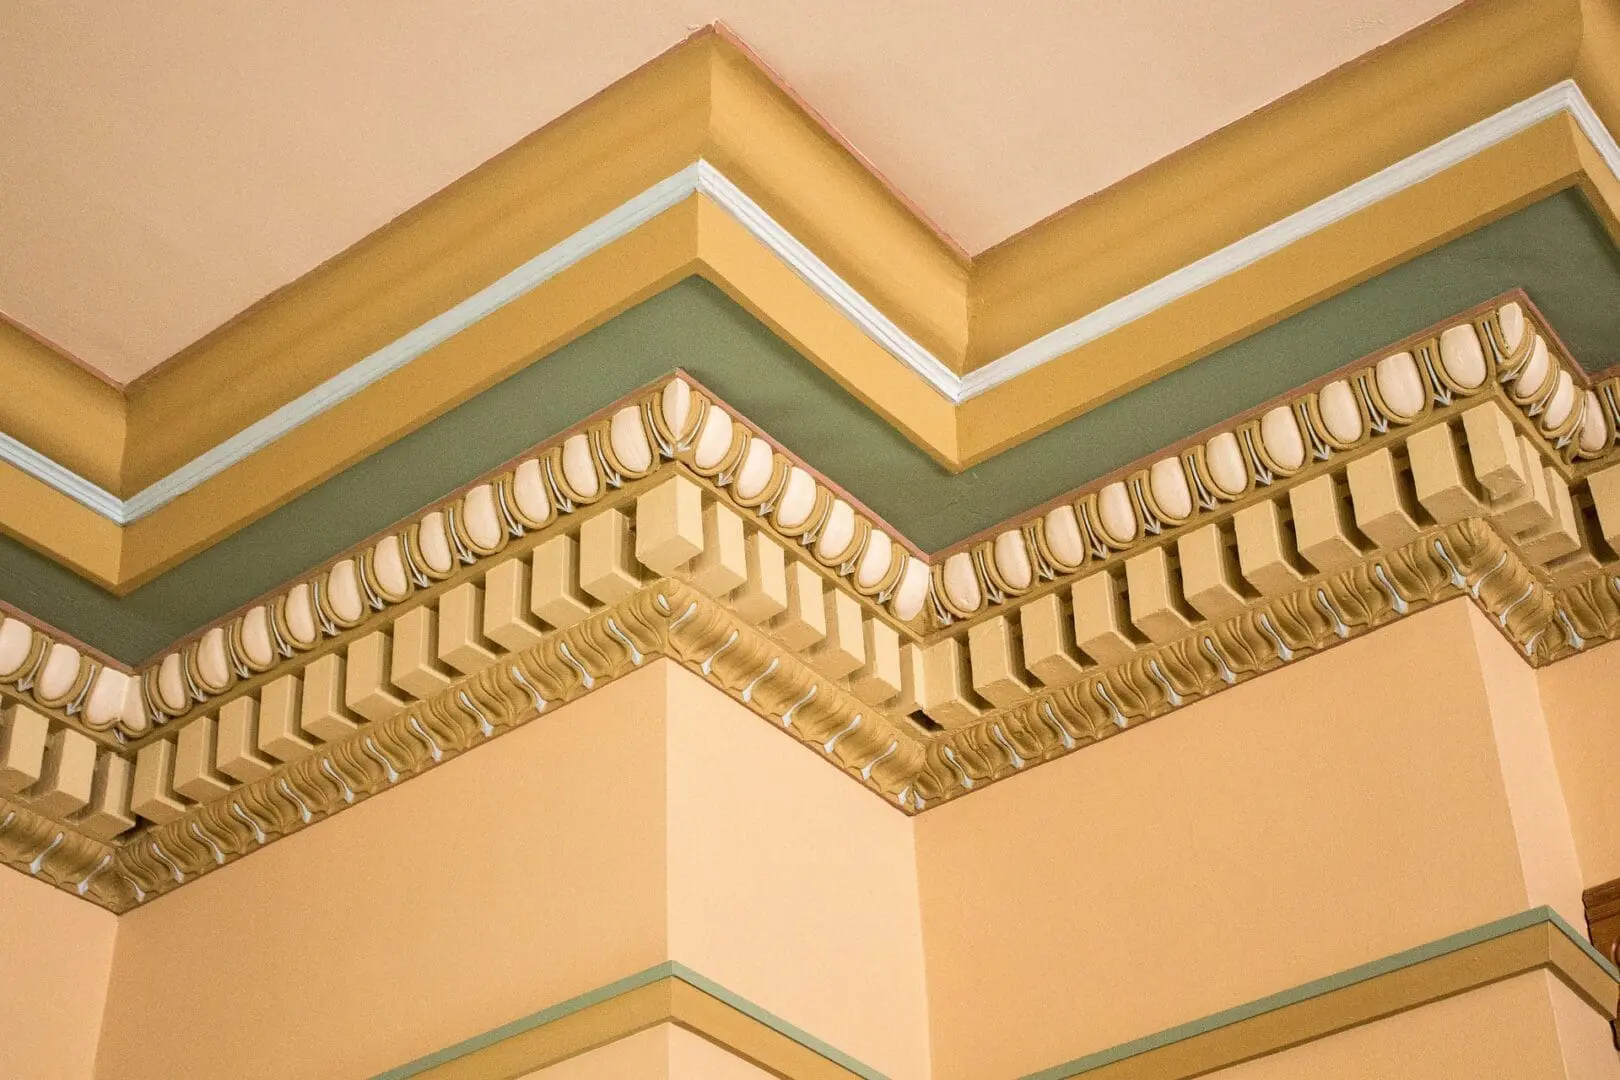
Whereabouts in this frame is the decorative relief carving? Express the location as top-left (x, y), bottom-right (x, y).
top-left (7, 291), bottom-right (1620, 910)
top-left (0, 795), bottom-right (119, 907)
top-left (0, 292), bottom-right (1608, 750)
top-left (910, 519), bottom-right (1556, 806)
top-left (72, 580), bottom-right (922, 911)
top-left (935, 298), bottom-right (1616, 633)
top-left (16, 509), bottom-right (1608, 912)
top-left (123, 379), bottom-right (922, 746)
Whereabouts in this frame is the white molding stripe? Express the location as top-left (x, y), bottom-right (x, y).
top-left (3, 82), bottom-right (1617, 526)
top-left (958, 80), bottom-right (1620, 399)
top-left (122, 165), bottom-right (707, 525)
top-left (0, 431), bottom-right (126, 521)
top-left (694, 161), bottom-right (963, 399)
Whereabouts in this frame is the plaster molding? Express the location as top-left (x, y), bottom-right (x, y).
top-left (914, 518), bottom-right (1538, 806)
top-left (963, 79), bottom-right (1620, 401)
top-left (1, 69), bottom-right (1618, 530)
top-left (370, 962), bottom-right (884, 1080)
top-left (12, 296), bottom-right (1620, 908)
top-left (4, 516), bottom-right (1617, 912)
top-left (0, 291), bottom-right (1604, 746)
top-left (1025, 906), bottom-right (1617, 1080)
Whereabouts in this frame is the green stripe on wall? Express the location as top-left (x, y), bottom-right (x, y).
top-left (369, 961), bottom-right (890, 1080)
top-left (370, 909), bottom-right (1613, 1080)
top-left (4, 189), bottom-right (1618, 662)
top-left (370, 964), bottom-right (677, 1080)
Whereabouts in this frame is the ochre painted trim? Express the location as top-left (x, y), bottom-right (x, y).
top-left (0, 321), bottom-right (127, 494)
top-left (955, 113), bottom-right (1597, 465)
top-left (5, 6), bottom-right (1620, 584)
top-left (0, 513), bottom-right (1565, 910)
top-left (1022, 907), bottom-right (1618, 1080)
top-left (967, 0), bottom-right (1608, 363)
top-left (8, 294), bottom-right (1599, 745)
top-left (370, 964), bottom-right (882, 1080)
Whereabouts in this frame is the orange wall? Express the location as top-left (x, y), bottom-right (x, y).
top-left (1540, 638), bottom-right (1620, 886)
top-left (86, 662), bottom-right (930, 1080)
top-left (665, 665), bottom-right (931, 1080)
top-left (93, 669), bottom-right (673, 1080)
top-left (0, 869), bottom-right (117, 1080)
top-left (1467, 609), bottom-right (1586, 925)
top-left (913, 599), bottom-right (1586, 1080)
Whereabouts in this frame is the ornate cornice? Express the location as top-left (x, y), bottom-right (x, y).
top-left (4, 4), bottom-right (1620, 588)
top-left (8, 294), bottom-right (1620, 909)
top-left (2, 291), bottom-right (1607, 745)
top-left (0, 513), bottom-right (1587, 912)
top-left (913, 518), bottom-right (1546, 805)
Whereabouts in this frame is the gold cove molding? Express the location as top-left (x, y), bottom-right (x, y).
top-left (4, 3), bottom-right (1620, 589)
top-left (12, 296), bottom-right (1620, 909)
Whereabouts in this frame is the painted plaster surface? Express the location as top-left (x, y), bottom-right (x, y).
top-left (913, 600), bottom-right (1569, 1080)
top-left (518, 1024), bottom-right (775, 1079)
top-left (517, 1025), bottom-right (669, 1079)
top-left (92, 670), bottom-right (672, 1080)
top-left (0, 869), bottom-right (116, 1080)
top-left (87, 663), bottom-right (929, 1080)
top-left (20, 604), bottom-right (1617, 1080)
top-left (663, 1023), bottom-right (776, 1078)
top-left (1540, 638), bottom-right (1620, 886)
top-left (665, 664), bottom-right (931, 1080)
top-left (1465, 602), bottom-right (1587, 928)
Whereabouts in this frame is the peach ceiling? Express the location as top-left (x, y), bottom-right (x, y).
top-left (0, 0), bottom-right (1457, 384)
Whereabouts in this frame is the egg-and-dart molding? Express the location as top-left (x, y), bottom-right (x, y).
top-left (5, 293), bottom-right (1620, 911)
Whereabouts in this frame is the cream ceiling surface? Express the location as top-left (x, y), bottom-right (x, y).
top-left (0, 0), bottom-right (1456, 384)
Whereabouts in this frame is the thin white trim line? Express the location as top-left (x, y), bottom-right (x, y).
top-left (2, 80), bottom-right (1617, 525)
top-left (0, 432), bottom-right (123, 520)
top-left (117, 164), bottom-right (707, 525)
top-left (958, 79), bottom-right (1617, 399)
top-left (693, 161), bottom-right (962, 398)
top-left (1565, 79), bottom-right (1620, 181)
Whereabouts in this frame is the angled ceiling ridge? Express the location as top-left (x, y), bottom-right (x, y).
top-left (1, 7), bottom-right (1618, 536)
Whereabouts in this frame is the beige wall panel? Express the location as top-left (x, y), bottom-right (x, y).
top-left (1465, 605), bottom-right (1586, 927)
top-left (1539, 639), bottom-right (1620, 886)
top-left (914, 600), bottom-right (1546, 1080)
top-left (93, 669), bottom-right (673, 1080)
top-left (1547, 967), bottom-right (1620, 1080)
top-left (0, 870), bottom-right (117, 1080)
top-left (664, 666), bottom-right (932, 1080)
top-left (1210, 972), bottom-right (1611, 1080)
